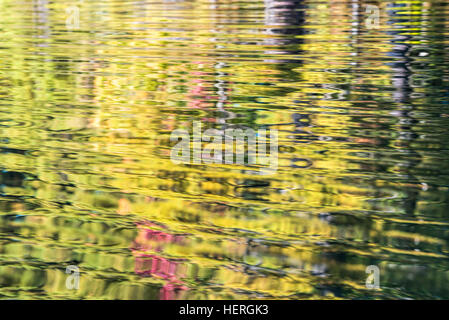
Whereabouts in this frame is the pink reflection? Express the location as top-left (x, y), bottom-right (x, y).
top-left (132, 221), bottom-right (189, 300)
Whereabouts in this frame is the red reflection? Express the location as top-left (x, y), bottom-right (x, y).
top-left (132, 221), bottom-right (189, 300)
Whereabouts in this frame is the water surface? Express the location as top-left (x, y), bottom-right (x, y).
top-left (0, 0), bottom-right (449, 299)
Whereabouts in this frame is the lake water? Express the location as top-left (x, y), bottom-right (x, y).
top-left (0, 0), bottom-right (448, 299)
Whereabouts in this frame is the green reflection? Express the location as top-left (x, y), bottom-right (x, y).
top-left (0, 0), bottom-right (448, 300)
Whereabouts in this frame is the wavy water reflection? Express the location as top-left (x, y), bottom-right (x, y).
top-left (0, 0), bottom-right (448, 299)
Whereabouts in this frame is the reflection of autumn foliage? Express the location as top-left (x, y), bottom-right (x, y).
top-left (132, 221), bottom-right (188, 300)
top-left (0, 0), bottom-right (448, 301)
